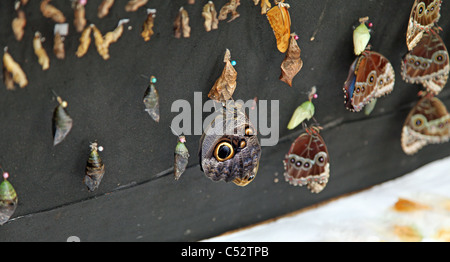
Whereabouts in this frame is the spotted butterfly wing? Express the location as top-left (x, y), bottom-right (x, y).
top-left (266, 2), bottom-right (291, 53)
top-left (199, 103), bottom-right (261, 187)
top-left (401, 30), bottom-right (449, 95)
top-left (406, 0), bottom-right (442, 51)
top-left (283, 127), bottom-right (329, 193)
top-left (401, 96), bottom-right (450, 155)
top-left (343, 51), bottom-right (395, 112)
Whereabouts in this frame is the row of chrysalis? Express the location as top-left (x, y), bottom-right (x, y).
top-left (0, 0), bottom-right (327, 225)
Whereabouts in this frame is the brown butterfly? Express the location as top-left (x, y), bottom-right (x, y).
top-left (406, 0), bottom-right (442, 51)
top-left (283, 126), bottom-right (329, 193)
top-left (401, 95), bottom-right (450, 155)
top-left (266, 0), bottom-right (291, 53)
top-left (343, 50), bottom-right (395, 112)
top-left (401, 29), bottom-right (449, 95)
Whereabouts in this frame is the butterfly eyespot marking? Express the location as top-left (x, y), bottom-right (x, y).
top-left (214, 142), bottom-right (235, 161)
top-left (409, 58), bottom-right (415, 64)
top-left (367, 72), bottom-right (376, 86)
top-left (361, 86), bottom-right (365, 93)
top-left (295, 161), bottom-right (302, 167)
top-left (379, 79), bottom-right (383, 85)
top-left (411, 114), bottom-right (427, 130)
top-left (245, 127), bottom-right (254, 136)
top-left (303, 162), bottom-right (310, 168)
top-left (356, 87), bottom-right (361, 93)
top-left (415, 60), bottom-right (421, 67)
top-left (417, 2), bottom-right (425, 16)
top-left (290, 158), bottom-right (295, 164)
top-left (240, 140), bottom-right (246, 148)
top-left (314, 152), bottom-right (328, 167)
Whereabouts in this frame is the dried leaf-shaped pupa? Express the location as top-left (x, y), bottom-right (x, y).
top-left (0, 173), bottom-right (18, 226)
top-left (3, 49), bottom-right (28, 90)
top-left (280, 34), bottom-right (303, 86)
top-left (73, 0), bottom-right (87, 33)
top-left (33, 32), bottom-right (50, 70)
top-left (12, 9), bottom-right (26, 41)
top-left (267, 2), bottom-right (291, 53)
top-left (92, 19), bottom-right (129, 60)
top-left (141, 9), bottom-right (156, 41)
top-left (125, 0), bottom-right (148, 12)
top-left (52, 95), bottom-right (73, 146)
top-left (260, 0), bottom-right (271, 15)
top-left (174, 7), bottom-right (191, 38)
top-left (208, 49), bottom-right (237, 103)
top-left (218, 0), bottom-right (240, 22)
top-left (174, 136), bottom-right (190, 180)
top-left (98, 0), bottom-right (115, 18)
top-left (84, 142), bottom-right (105, 192)
top-left (54, 23), bottom-right (68, 60)
top-left (40, 0), bottom-right (66, 23)
top-left (202, 1), bottom-right (219, 32)
top-left (76, 25), bottom-right (92, 58)
top-left (143, 76), bottom-right (160, 123)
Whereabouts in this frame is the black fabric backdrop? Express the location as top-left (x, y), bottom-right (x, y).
top-left (0, 0), bottom-right (449, 242)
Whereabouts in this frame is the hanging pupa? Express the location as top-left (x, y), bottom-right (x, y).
top-left (280, 33), bottom-right (303, 87)
top-left (287, 87), bottom-right (317, 130)
top-left (53, 23), bottom-right (69, 60)
top-left (143, 76), bottom-right (160, 123)
top-left (141, 9), bottom-right (156, 41)
top-left (52, 92), bottom-right (73, 146)
top-left (353, 17), bottom-right (371, 56)
top-left (0, 171), bottom-right (18, 225)
top-left (208, 49), bottom-right (237, 103)
top-left (174, 135), bottom-right (190, 180)
top-left (84, 142), bottom-right (105, 191)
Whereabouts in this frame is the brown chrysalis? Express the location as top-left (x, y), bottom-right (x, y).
top-left (92, 19), bottom-right (129, 60)
top-left (141, 9), bottom-right (156, 42)
top-left (280, 34), bottom-right (303, 86)
top-left (125, 0), bottom-right (148, 12)
top-left (53, 23), bottom-right (68, 60)
top-left (2, 48), bottom-right (28, 90)
top-left (174, 7), bottom-right (191, 38)
top-left (202, 1), bottom-right (219, 32)
top-left (40, 0), bottom-right (66, 23)
top-left (12, 9), bottom-right (26, 41)
top-left (208, 49), bottom-right (237, 103)
top-left (98, 0), bottom-right (115, 18)
top-left (73, 0), bottom-right (87, 33)
top-left (218, 0), bottom-right (241, 22)
top-left (76, 25), bottom-right (92, 58)
top-left (33, 32), bottom-right (50, 70)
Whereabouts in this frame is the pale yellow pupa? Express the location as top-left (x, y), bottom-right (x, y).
top-left (353, 18), bottom-right (370, 55)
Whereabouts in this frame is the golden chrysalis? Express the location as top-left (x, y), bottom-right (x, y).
top-left (266, 0), bottom-right (291, 53)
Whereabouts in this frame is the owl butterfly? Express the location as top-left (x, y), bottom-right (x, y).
top-left (406, 0), bottom-right (442, 51)
top-left (266, 0), bottom-right (291, 53)
top-left (401, 30), bottom-right (449, 95)
top-left (199, 102), bottom-right (261, 187)
top-left (283, 126), bottom-right (329, 193)
top-left (343, 51), bottom-right (395, 112)
top-left (401, 95), bottom-right (450, 155)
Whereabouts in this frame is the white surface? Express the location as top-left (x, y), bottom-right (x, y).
top-left (203, 156), bottom-right (450, 242)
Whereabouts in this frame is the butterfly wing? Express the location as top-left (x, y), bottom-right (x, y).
top-left (402, 30), bottom-right (449, 95)
top-left (406, 0), bottom-right (442, 50)
top-left (267, 3), bottom-right (291, 53)
top-left (343, 51), bottom-right (395, 112)
top-left (401, 96), bottom-right (450, 155)
top-left (283, 128), bottom-right (330, 193)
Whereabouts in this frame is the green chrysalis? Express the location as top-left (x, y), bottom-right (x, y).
top-left (364, 98), bottom-right (377, 116)
top-left (0, 172), bottom-right (17, 225)
top-left (353, 19), bottom-right (370, 55)
top-left (287, 100), bottom-right (315, 130)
